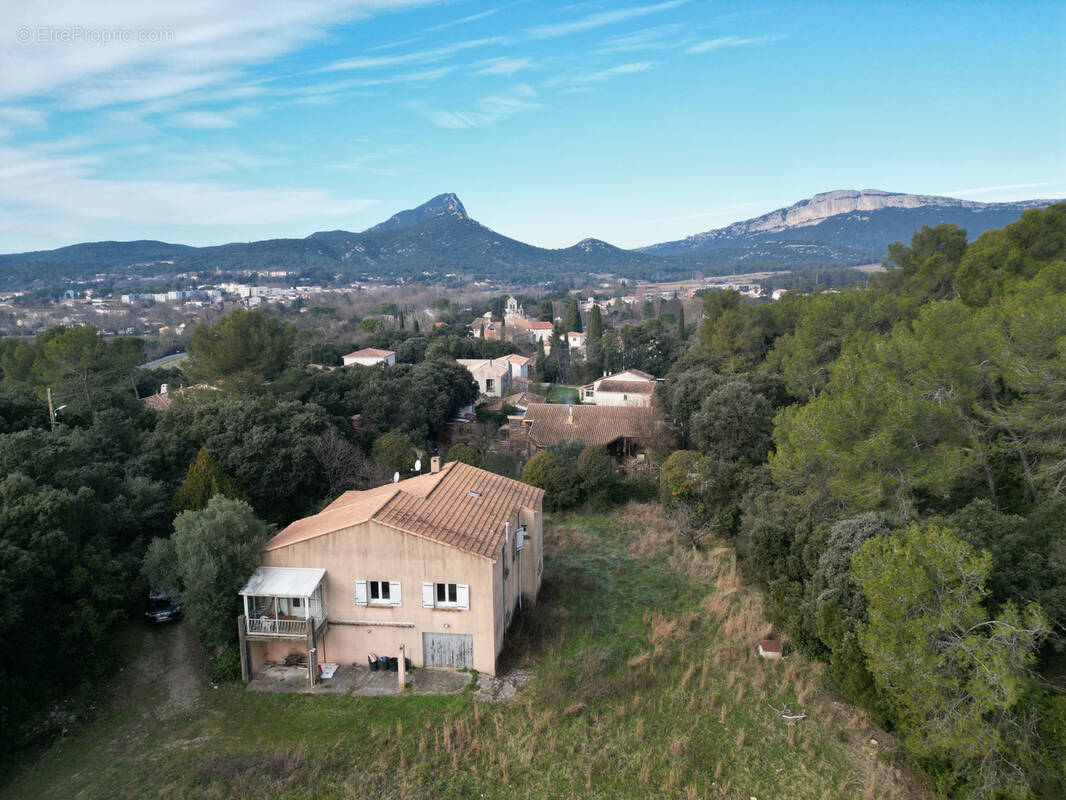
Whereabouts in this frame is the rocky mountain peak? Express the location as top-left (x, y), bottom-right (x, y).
top-left (365, 192), bottom-right (468, 233)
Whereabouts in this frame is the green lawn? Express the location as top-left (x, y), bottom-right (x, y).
top-left (2, 505), bottom-right (917, 800)
top-left (546, 384), bottom-right (579, 404)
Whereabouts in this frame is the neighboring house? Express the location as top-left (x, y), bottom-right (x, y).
top-left (579, 369), bottom-right (657, 407)
top-left (566, 332), bottom-right (587, 349)
top-left (140, 382), bottom-right (218, 411)
top-left (237, 460), bottom-right (545, 683)
top-left (518, 403), bottom-right (672, 459)
top-left (500, 353), bottom-right (531, 381)
top-left (527, 321), bottom-right (554, 343)
top-left (342, 348), bottom-right (396, 367)
top-left (456, 358), bottom-right (513, 397)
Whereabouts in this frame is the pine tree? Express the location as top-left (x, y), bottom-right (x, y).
top-left (174, 446), bottom-right (248, 510)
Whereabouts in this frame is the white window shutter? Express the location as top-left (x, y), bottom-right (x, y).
top-left (422, 582), bottom-right (435, 608)
top-left (354, 580), bottom-right (368, 606)
top-left (389, 581), bottom-right (402, 606)
top-left (517, 529), bottom-right (525, 551)
top-left (456, 584), bottom-right (470, 610)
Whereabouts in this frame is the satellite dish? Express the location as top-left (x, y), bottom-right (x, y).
top-left (414, 459), bottom-right (422, 472)
top-left (393, 472), bottom-right (400, 483)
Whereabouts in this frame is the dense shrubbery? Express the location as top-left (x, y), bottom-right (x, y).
top-left (0, 311), bottom-right (480, 752)
top-left (659, 204), bottom-right (1066, 797)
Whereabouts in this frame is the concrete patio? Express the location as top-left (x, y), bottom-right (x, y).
top-left (246, 662), bottom-right (472, 696)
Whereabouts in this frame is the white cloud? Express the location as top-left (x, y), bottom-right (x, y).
top-left (424, 5), bottom-right (508, 33)
top-left (685, 35), bottom-right (781, 54)
top-left (408, 83), bottom-right (539, 129)
top-left (320, 37), bottom-right (507, 72)
top-left (473, 56), bottom-right (533, 76)
top-left (0, 144), bottom-right (377, 250)
top-left (528, 0), bottom-right (687, 38)
top-left (566, 61), bottom-right (655, 85)
top-left (0, 0), bottom-right (439, 107)
top-left (164, 105), bottom-right (259, 129)
top-left (596, 23), bottom-right (687, 53)
top-left (0, 106), bottom-right (48, 138)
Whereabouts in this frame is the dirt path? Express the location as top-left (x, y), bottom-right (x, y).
top-left (133, 622), bottom-right (207, 719)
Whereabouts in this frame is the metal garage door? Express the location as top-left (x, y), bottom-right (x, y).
top-left (422, 632), bottom-right (473, 668)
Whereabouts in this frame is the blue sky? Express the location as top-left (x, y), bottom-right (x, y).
top-left (1, 0), bottom-right (1064, 252)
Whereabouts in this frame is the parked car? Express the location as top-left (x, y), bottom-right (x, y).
top-left (144, 589), bottom-right (183, 624)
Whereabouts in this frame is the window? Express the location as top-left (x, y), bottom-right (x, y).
top-left (486, 378), bottom-right (495, 392)
top-left (585, 389), bottom-right (594, 398)
top-left (422, 582), bottom-right (469, 610)
top-left (292, 597), bottom-right (302, 608)
top-left (355, 580), bottom-right (401, 607)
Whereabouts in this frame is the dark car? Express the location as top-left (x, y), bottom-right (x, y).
top-left (144, 589), bottom-right (183, 624)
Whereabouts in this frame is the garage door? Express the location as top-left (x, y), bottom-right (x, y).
top-left (422, 632), bottom-right (473, 669)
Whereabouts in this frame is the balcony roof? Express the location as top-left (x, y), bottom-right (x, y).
top-left (240, 566), bottom-right (325, 597)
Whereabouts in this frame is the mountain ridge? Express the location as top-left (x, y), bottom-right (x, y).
top-left (1, 190), bottom-right (1061, 289)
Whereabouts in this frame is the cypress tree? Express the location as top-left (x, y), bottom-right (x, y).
top-left (174, 447), bottom-right (248, 510)
top-left (677, 305), bottom-right (686, 339)
top-left (588, 305), bottom-right (603, 342)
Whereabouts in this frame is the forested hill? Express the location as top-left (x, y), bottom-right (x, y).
top-left (0, 193), bottom-right (674, 288)
top-left (658, 202), bottom-right (1066, 799)
top-left (641, 189), bottom-right (1061, 268)
top-left (1, 190), bottom-right (1059, 289)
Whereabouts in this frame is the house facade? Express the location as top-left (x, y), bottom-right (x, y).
top-left (237, 461), bottom-right (544, 682)
top-left (456, 358), bottom-right (514, 397)
top-left (579, 369), bottom-right (657, 407)
top-left (343, 348), bottom-right (396, 367)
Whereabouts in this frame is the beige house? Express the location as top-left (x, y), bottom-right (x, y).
top-left (237, 461), bottom-right (544, 683)
top-left (456, 358), bottom-right (513, 397)
top-left (579, 369), bottom-right (657, 407)
top-left (343, 348), bottom-right (396, 367)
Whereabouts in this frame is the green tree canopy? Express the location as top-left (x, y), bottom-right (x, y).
top-left (853, 524), bottom-right (1047, 799)
top-left (371, 430), bottom-right (417, 474)
top-left (521, 451), bottom-right (580, 511)
top-left (143, 496), bottom-right (269, 648)
top-left (185, 309), bottom-right (294, 389)
top-left (173, 446), bottom-right (248, 510)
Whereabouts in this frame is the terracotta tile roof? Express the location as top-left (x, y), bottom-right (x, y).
top-left (502, 354), bottom-right (531, 365)
top-left (529, 321), bottom-right (554, 330)
top-left (141, 392), bottom-right (172, 411)
top-left (264, 462), bottom-right (542, 560)
top-left (595, 379), bottom-right (655, 394)
top-left (375, 462), bottom-right (543, 559)
top-left (344, 348), bottom-right (395, 359)
top-left (523, 403), bottom-right (667, 449)
top-left (457, 359), bottom-right (511, 377)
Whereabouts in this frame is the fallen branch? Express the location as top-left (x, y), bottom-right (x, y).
top-left (769, 702), bottom-right (807, 725)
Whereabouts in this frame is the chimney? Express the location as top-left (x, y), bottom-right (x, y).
top-left (567, 405), bottom-right (574, 426)
top-left (160, 383), bottom-right (168, 394)
top-left (430, 456), bottom-right (441, 473)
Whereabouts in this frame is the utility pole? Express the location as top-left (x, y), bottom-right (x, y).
top-left (47, 387), bottom-right (56, 431)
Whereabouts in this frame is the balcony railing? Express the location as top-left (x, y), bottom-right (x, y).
top-left (246, 616), bottom-right (310, 636)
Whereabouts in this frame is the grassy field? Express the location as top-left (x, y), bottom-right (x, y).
top-left (546, 384), bottom-right (579, 404)
top-left (1, 504), bottom-right (921, 799)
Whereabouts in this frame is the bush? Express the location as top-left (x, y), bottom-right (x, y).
top-left (211, 642), bottom-right (242, 683)
top-left (521, 451), bottom-right (581, 510)
top-left (576, 446), bottom-right (620, 508)
top-left (445, 443), bottom-right (482, 467)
